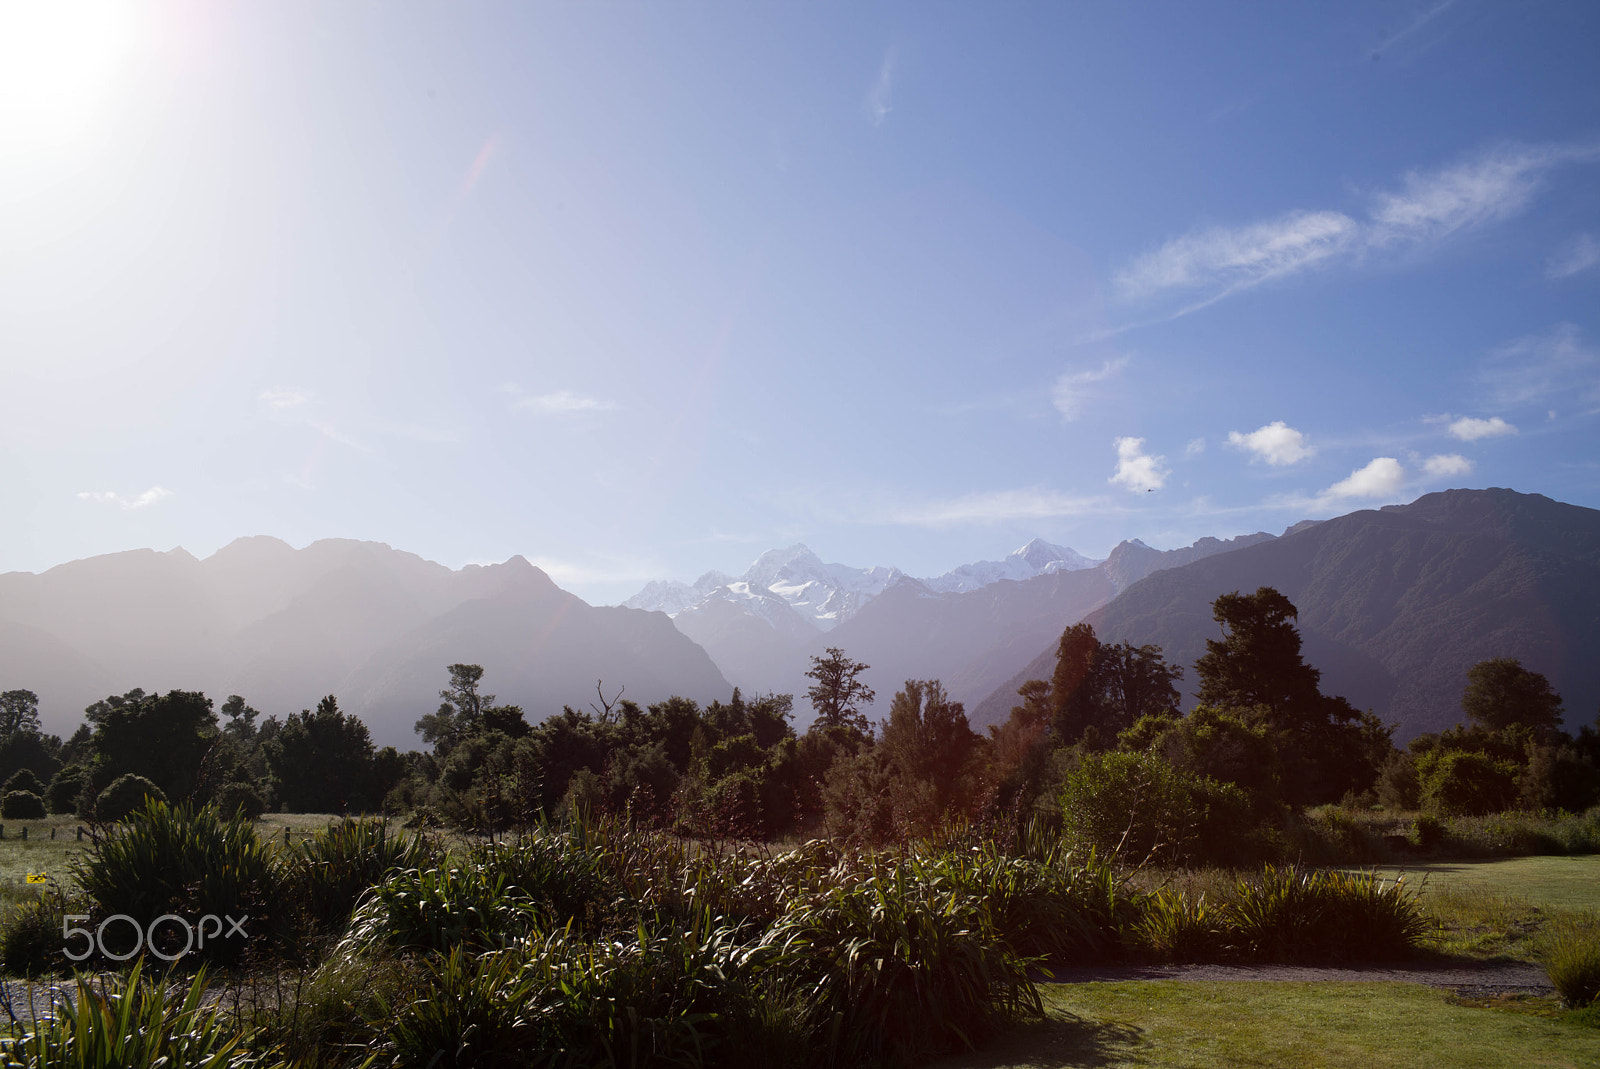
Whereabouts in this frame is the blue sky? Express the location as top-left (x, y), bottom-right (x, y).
top-left (3, 1), bottom-right (1597, 603)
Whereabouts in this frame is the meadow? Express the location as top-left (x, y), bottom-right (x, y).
top-left (0, 803), bottom-right (1594, 1069)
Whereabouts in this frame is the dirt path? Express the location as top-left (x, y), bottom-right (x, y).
top-left (1043, 961), bottom-right (1554, 998)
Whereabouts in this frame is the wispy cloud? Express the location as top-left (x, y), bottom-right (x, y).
top-left (502, 384), bottom-right (620, 415)
top-left (1370, 0), bottom-right (1458, 58)
top-left (1475, 323), bottom-right (1599, 411)
top-left (1051, 356), bottom-right (1130, 419)
top-left (259, 388), bottom-right (310, 409)
top-left (1226, 420), bottom-right (1313, 466)
top-left (77, 485), bottom-right (173, 510)
top-left (1368, 144), bottom-right (1573, 245)
top-left (1112, 142), bottom-right (1600, 314)
top-left (1185, 437), bottom-right (1206, 456)
top-left (1109, 437), bottom-right (1168, 493)
top-left (1446, 415), bottom-right (1517, 441)
top-left (865, 46), bottom-right (896, 127)
top-left (1422, 453), bottom-right (1473, 477)
top-left (884, 488), bottom-right (1116, 526)
top-left (1548, 233), bottom-right (1600, 280)
top-left (1114, 211), bottom-right (1357, 304)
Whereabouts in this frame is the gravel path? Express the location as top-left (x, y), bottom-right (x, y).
top-left (0, 961), bottom-right (1555, 1027)
top-left (1043, 961), bottom-right (1554, 999)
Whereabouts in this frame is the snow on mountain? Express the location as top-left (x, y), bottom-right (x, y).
top-left (620, 544), bottom-right (904, 632)
top-left (622, 539), bottom-right (1104, 628)
top-left (920, 538), bottom-right (1101, 594)
top-left (621, 580), bottom-right (702, 615)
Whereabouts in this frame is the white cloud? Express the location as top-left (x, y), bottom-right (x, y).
top-left (507, 387), bottom-right (620, 414)
top-left (865, 46), bottom-right (896, 127)
top-left (886, 488), bottom-right (1114, 526)
top-left (1226, 420), bottom-right (1313, 466)
top-left (1366, 144), bottom-right (1570, 245)
top-left (1476, 323), bottom-right (1599, 410)
top-left (1422, 453), bottom-right (1473, 477)
top-left (1548, 233), bottom-right (1600, 280)
top-left (1114, 210), bottom-right (1357, 302)
top-left (1109, 437), bottom-right (1168, 493)
top-left (1185, 437), bottom-right (1206, 456)
top-left (1112, 142), bottom-right (1600, 313)
top-left (1447, 415), bottom-right (1517, 441)
top-left (1051, 355), bottom-right (1130, 419)
top-left (259, 388), bottom-right (310, 409)
top-left (77, 486), bottom-right (174, 510)
top-left (1323, 457), bottom-right (1406, 500)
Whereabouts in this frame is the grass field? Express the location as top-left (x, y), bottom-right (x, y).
top-left (930, 982), bottom-right (1600, 1069)
top-left (0, 812), bottom-right (360, 912)
top-left (1375, 856), bottom-right (1600, 915)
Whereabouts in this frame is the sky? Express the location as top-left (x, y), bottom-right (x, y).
top-left (2, 0), bottom-right (1598, 605)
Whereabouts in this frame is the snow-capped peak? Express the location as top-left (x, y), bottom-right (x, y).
top-left (919, 538), bottom-right (1102, 594)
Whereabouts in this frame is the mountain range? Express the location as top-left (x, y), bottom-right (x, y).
top-left (970, 489), bottom-right (1600, 739)
top-left (625, 533), bottom-right (1277, 717)
top-left (4, 487), bottom-right (1594, 749)
top-left (0, 537), bottom-right (728, 748)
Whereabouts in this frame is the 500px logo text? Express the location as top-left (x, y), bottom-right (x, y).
top-left (63, 913), bottom-right (249, 962)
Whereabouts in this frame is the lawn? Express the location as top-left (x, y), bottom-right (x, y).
top-left (1374, 856), bottom-right (1600, 915)
top-left (931, 982), bottom-right (1600, 1069)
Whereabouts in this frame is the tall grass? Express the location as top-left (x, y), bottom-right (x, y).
top-left (1538, 914), bottom-right (1600, 1009)
top-left (287, 819), bottom-right (436, 935)
top-left (70, 800), bottom-right (286, 964)
top-left (0, 960), bottom-right (261, 1068)
top-left (1223, 866), bottom-right (1428, 962)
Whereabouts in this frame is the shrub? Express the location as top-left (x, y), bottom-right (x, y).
top-left (472, 831), bottom-right (614, 936)
top-left (1, 789), bottom-right (45, 819)
top-left (1540, 916), bottom-right (1600, 1009)
top-left (2, 769), bottom-right (45, 798)
top-left (94, 774), bottom-right (168, 823)
top-left (1060, 751), bottom-right (1257, 866)
top-left (1410, 813), bottom-right (1446, 851)
top-left (765, 865), bottom-right (1040, 1065)
top-left (1137, 888), bottom-right (1227, 962)
top-left (288, 818), bottom-right (435, 934)
top-left (340, 864), bottom-right (542, 955)
top-left (71, 799), bottom-right (287, 964)
top-left (212, 779), bottom-right (266, 821)
top-left (45, 765), bottom-right (86, 814)
top-left (0, 895), bottom-right (68, 977)
top-left (1223, 865), bottom-right (1427, 962)
top-left (1419, 749), bottom-right (1517, 817)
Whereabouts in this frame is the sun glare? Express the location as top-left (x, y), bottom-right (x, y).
top-left (0, 0), bottom-right (135, 156)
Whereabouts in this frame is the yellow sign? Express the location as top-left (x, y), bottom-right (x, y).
top-left (25, 874), bottom-right (46, 884)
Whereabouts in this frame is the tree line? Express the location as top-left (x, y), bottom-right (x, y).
top-left (1, 585), bottom-right (1594, 846)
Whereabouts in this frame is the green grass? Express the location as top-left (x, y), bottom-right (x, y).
top-left (1369, 856), bottom-right (1600, 915)
top-left (928, 982), bottom-right (1600, 1069)
top-left (0, 815), bottom-right (92, 906)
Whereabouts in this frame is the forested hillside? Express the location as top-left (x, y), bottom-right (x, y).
top-left (975, 489), bottom-right (1600, 739)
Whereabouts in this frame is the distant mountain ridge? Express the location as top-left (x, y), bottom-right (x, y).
top-left (972, 489), bottom-right (1600, 741)
top-left (0, 538), bottom-right (729, 747)
top-left (631, 531), bottom-right (1277, 722)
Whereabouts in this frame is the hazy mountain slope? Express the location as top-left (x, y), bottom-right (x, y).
top-left (815, 567), bottom-right (1117, 715)
top-left (671, 596), bottom-right (813, 697)
top-left (340, 559), bottom-right (729, 746)
top-left (973, 489), bottom-right (1600, 740)
top-left (0, 539), bottom-right (730, 744)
